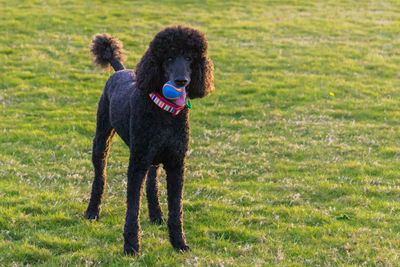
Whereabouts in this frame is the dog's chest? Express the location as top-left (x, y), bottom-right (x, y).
top-left (150, 122), bottom-right (189, 164)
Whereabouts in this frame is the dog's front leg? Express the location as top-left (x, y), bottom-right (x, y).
top-left (165, 163), bottom-right (190, 252)
top-left (123, 155), bottom-right (149, 255)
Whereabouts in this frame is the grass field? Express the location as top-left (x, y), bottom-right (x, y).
top-left (1, 0), bottom-right (400, 265)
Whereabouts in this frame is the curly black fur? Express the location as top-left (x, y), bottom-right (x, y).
top-left (84, 25), bottom-right (214, 255)
top-left (135, 25), bottom-right (214, 97)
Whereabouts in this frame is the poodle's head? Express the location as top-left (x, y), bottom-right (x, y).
top-left (135, 25), bottom-right (214, 102)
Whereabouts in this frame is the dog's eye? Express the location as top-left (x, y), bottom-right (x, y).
top-left (185, 56), bottom-right (192, 61)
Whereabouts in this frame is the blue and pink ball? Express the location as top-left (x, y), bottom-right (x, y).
top-left (162, 81), bottom-right (184, 100)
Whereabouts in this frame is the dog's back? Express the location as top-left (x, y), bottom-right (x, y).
top-left (104, 70), bottom-right (136, 144)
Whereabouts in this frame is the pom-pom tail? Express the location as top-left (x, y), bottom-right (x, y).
top-left (90, 34), bottom-right (126, 71)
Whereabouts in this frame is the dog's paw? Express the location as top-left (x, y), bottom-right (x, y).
top-left (176, 244), bottom-right (191, 253)
top-left (149, 208), bottom-right (164, 225)
top-left (124, 244), bottom-right (139, 256)
top-left (150, 216), bottom-right (165, 225)
top-left (85, 209), bottom-right (100, 220)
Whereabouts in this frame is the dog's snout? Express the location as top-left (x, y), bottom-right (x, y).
top-left (174, 78), bottom-right (188, 87)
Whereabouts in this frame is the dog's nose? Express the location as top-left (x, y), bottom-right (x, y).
top-left (174, 78), bottom-right (188, 87)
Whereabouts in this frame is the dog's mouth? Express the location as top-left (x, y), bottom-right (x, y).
top-left (161, 81), bottom-right (188, 106)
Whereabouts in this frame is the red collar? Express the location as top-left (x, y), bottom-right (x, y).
top-left (149, 93), bottom-right (185, 116)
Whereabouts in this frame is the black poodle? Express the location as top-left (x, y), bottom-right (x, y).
top-left (84, 25), bottom-right (214, 255)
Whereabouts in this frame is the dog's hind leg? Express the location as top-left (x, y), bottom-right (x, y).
top-left (146, 165), bottom-right (164, 224)
top-left (85, 94), bottom-right (115, 220)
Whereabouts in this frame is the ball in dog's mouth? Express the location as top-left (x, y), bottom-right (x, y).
top-left (162, 81), bottom-right (187, 106)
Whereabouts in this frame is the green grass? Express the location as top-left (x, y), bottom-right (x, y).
top-left (1, 0), bottom-right (400, 265)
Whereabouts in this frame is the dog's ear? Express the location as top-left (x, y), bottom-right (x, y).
top-left (135, 50), bottom-right (161, 94)
top-left (187, 56), bottom-right (214, 99)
